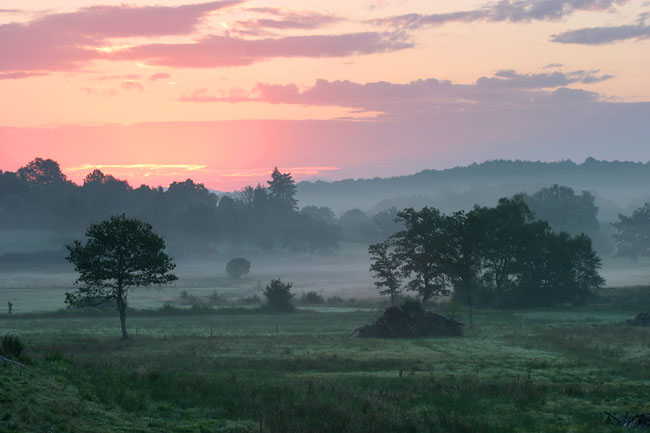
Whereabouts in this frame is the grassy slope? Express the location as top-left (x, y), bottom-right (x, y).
top-left (1, 308), bottom-right (649, 432)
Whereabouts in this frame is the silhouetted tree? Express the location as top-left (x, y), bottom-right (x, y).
top-left (569, 233), bottom-right (605, 303)
top-left (283, 213), bottom-right (339, 255)
top-left (522, 185), bottom-right (599, 235)
top-left (65, 215), bottom-right (177, 339)
top-left (226, 257), bottom-right (251, 279)
top-left (18, 158), bottom-right (67, 186)
top-left (443, 210), bottom-right (483, 328)
top-left (263, 278), bottom-right (295, 312)
top-left (267, 167), bottom-right (297, 210)
top-left (339, 209), bottom-right (373, 243)
top-left (300, 205), bottom-right (337, 225)
top-left (368, 240), bottom-right (402, 305)
top-left (612, 203), bottom-right (650, 259)
top-left (475, 196), bottom-right (535, 303)
top-left (372, 206), bottom-right (403, 241)
top-left (392, 207), bottom-right (449, 302)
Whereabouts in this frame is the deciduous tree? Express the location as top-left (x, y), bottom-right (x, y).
top-left (65, 215), bottom-right (177, 339)
top-left (369, 240), bottom-right (402, 305)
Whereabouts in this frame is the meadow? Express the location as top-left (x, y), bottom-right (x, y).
top-left (2, 292), bottom-right (650, 433)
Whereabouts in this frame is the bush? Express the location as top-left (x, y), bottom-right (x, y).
top-left (300, 291), bottom-right (325, 304)
top-left (263, 278), bottom-right (295, 312)
top-left (226, 257), bottom-right (251, 279)
top-left (0, 335), bottom-right (25, 360)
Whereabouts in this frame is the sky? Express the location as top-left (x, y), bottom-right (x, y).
top-left (1, 0), bottom-right (649, 190)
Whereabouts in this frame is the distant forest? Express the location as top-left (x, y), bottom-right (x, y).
top-left (296, 158), bottom-right (650, 215)
top-left (2, 157), bottom-right (649, 264)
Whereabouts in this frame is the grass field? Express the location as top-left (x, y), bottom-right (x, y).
top-left (2, 300), bottom-right (650, 433)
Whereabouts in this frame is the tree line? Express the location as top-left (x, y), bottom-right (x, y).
top-left (0, 158), bottom-right (343, 255)
top-left (369, 196), bottom-right (605, 323)
top-left (1, 157), bottom-right (647, 259)
top-left (0, 158), bottom-right (403, 255)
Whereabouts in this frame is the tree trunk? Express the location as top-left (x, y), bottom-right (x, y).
top-left (467, 295), bottom-right (473, 329)
top-left (117, 294), bottom-right (128, 340)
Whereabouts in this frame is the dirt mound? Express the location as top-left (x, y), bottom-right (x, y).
top-left (625, 312), bottom-right (650, 326)
top-left (355, 306), bottom-right (463, 338)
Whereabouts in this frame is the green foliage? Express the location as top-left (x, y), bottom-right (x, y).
top-left (283, 213), bottom-right (340, 254)
top-left (521, 184), bottom-right (600, 235)
top-left (1, 160), bottom-right (342, 256)
top-left (0, 335), bottom-right (25, 360)
top-left (392, 207), bottom-right (449, 301)
top-left (263, 278), bottom-right (295, 312)
top-left (300, 291), bottom-right (325, 304)
top-left (65, 214), bottom-right (178, 339)
top-left (17, 157), bottom-right (67, 186)
top-left (612, 202), bottom-right (650, 258)
top-left (225, 257), bottom-right (251, 279)
top-left (383, 198), bottom-right (605, 309)
top-left (267, 167), bottom-right (298, 210)
top-left (368, 240), bottom-right (402, 304)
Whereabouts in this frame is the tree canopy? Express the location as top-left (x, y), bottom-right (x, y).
top-left (370, 200), bottom-right (604, 312)
top-left (65, 215), bottom-right (177, 339)
top-left (612, 203), bottom-right (650, 259)
top-left (226, 257), bottom-right (251, 279)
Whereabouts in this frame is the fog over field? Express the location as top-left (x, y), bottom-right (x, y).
top-left (3, 159), bottom-right (650, 315)
top-left (3, 1), bottom-right (650, 430)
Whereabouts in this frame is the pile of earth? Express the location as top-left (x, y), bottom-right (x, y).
top-left (354, 306), bottom-right (463, 338)
top-left (625, 312), bottom-right (650, 326)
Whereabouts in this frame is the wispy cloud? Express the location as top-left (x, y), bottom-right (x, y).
top-left (149, 72), bottom-right (171, 81)
top-left (230, 8), bottom-right (342, 36)
top-left (93, 74), bottom-right (141, 81)
top-left (112, 32), bottom-right (412, 68)
top-left (552, 19), bottom-right (650, 44)
top-left (0, 71), bottom-right (48, 79)
top-left (370, 0), bottom-right (628, 29)
top-left (67, 163), bottom-right (208, 172)
top-left (120, 80), bottom-right (144, 91)
top-left (63, 163), bottom-right (338, 185)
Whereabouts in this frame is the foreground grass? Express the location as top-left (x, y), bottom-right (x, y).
top-left (1, 308), bottom-right (648, 432)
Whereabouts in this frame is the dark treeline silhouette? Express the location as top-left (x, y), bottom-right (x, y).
top-left (0, 157), bottom-right (642, 263)
top-left (369, 196), bottom-right (605, 317)
top-left (0, 158), bottom-right (340, 257)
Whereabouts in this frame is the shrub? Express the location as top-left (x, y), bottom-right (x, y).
top-left (263, 278), bottom-right (295, 312)
top-left (226, 258), bottom-right (251, 279)
top-left (300, 291), bottom-right (325, 304)
top-left (0, 335), bottom-right (25, 360)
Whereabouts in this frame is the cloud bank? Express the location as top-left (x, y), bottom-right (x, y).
top-left (180, 69), bottom-right (611, 116)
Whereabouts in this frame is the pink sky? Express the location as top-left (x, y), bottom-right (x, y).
top-left (1, 0), bottom-right (649, 190)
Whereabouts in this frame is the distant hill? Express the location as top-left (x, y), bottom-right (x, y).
top-left (296, 158), bottom-right (650, 216)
